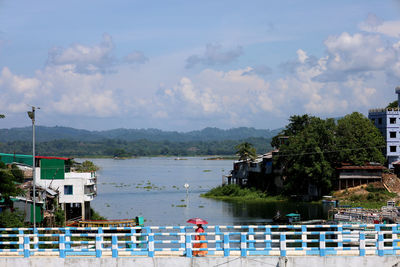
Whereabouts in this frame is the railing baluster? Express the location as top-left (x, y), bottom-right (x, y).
top-left (359, 232), bottom-right (365, 256)
top-left (320, 232), bottom-right (326, 256)
top-left (240, 232), bottom-right (247, 257)
top-left (112, 235), bottom-right (118, 258)
top-left (148, 233), bottom-right (154, 257)
top-left (59, 234), bottom-right (66, 258)
top-left (223, 233), bottom-right (230, 257)
top-left (23, 236), bottom-right (30, 258)
top-left (280, 233), bottom-right (286, 257)
top-left (185, 233), bottom-right (192, 258)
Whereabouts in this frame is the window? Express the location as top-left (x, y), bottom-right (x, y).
top-left (390, 146), bottom-right (397, 152)
top-left (390, 132), bottom-right (397, 138)
top-left (378, 118), bottom-right (382, 124)
top-left (390, 118), bottom-right (396, 124)
top-left (64, 185), bottom-right (73, 195)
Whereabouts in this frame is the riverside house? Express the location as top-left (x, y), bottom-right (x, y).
top-left (0, 153), bottom-right (97, 222)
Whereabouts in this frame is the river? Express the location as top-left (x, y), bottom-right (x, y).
top-left (80, 157), bottom-right (324, 226)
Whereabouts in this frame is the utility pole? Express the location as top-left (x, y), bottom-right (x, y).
top-left (27, 106), bottom-right (39, 228)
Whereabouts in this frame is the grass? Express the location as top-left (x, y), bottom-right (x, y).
top-left (201, 184), bottom-right (287, 202)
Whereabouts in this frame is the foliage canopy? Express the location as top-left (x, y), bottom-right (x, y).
top-left (273, 112), bottom-right (385, 196)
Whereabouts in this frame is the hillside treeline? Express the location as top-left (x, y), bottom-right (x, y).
top-left (0, 137), bottom-right (272, 157)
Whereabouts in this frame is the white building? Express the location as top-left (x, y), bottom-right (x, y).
top-left (368, 87), bottom-right (400, 168)
top-left (32, 156), bottom-right (97, 221)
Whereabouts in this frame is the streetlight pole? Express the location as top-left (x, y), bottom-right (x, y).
top-left (27, 107), bottom-right (38, 228)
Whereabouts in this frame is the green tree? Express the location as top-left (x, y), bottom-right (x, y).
top-left (387, 100), bottom-right (398, 109)
top-left (0, 162), bottom-right (22, 201)
top-left (0, 114), bottom-right (4, 119)
top-left (336, 112), bottom-right (385, 165)
top-left (271, 114), bottom-right (314, 148)
top-left (277, 117), bottom-right (336, 195)
top-left (75, 160), bottom-right (99, 172)
top-left (235, 142), bottom-right (257, 161)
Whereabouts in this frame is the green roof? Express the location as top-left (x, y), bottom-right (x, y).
top-left (0, 153), bottom-right (33, 166)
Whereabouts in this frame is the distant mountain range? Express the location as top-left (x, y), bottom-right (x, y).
top-left (0, 126), bottom-right (282, 143)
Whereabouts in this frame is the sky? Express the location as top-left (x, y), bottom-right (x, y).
top-left (1, 1), bottom-right (400, 131)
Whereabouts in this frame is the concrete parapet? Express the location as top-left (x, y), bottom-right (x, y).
top-left (0, 256), bottom-right (400, 267)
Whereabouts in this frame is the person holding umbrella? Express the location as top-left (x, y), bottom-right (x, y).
top-left (187, 217), bottom-right (208, 256)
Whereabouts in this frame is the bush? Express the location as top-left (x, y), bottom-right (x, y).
top-left (0, 210), bottom-right (26, 228)
top-left (203, 184), bottom-right (266, 199)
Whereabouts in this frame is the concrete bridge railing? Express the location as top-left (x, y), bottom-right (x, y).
top-left (0, 224), bottom-right (399, 258)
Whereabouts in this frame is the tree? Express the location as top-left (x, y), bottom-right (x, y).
top-left (235, 142), bottom-right (257, 161)
top-left (0, 114), bottom-right (4, 119)
top-left (277, 117), bottom-right (336, 195)
top-left (336, 112), bottom-right (385, 165)
top-left (74, 160), bottom-right (99, 172)
top-left (387, 100), bottom-right (398, 109)
top-left (271, 114), bottom-right (314, 148)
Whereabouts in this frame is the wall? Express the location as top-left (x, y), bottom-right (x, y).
top-left (0, 256), bottom-right (400, 267)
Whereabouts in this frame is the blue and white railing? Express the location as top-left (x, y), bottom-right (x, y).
top-left (0, 224), bottom-right (399, 257)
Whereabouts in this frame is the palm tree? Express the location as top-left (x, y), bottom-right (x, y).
top-left (235, 142), bottom-right (257, 161)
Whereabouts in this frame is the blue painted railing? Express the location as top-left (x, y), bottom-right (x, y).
top-left (0, 224), bottom-right (399, 257)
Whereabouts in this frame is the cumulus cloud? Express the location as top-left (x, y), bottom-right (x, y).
top-left (123, 51), bottom-right (149, 64)
top-left (47, 33), bottom-right (116, 74)
top-left (0, 67), bottom-right (41, 112)
top-left (314, 32), bottom-right (397, 82)
top-left (185, 44), bottom-right (243, 68)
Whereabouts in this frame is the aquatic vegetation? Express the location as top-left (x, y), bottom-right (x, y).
top-left (198, 206), bottom-right (204, 208)
top-left (176, 204), bottom-right (187, 207)
top-left (203, 170), bottom-right (211, 172)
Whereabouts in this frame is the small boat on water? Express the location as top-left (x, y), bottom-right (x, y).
top-left (273, 212), bottom-right (301, 224)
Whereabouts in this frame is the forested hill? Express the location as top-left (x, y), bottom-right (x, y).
top-left (0, 126), bottom-right (279, 157)
top-left (0, 126), bottom-right (281, 142)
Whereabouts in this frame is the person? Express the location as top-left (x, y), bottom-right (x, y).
top-left (193, 224), bottom-right (207, 256)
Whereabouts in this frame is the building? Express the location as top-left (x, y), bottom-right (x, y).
top-left (336, 163), bottom-right (385, 190)
top-left (0, 153), bottom-right (97, 221)
top-left (368, 87), bottom-right (400, 168)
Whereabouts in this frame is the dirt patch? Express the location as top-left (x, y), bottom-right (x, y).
top-left (383, 173), bottom-right (400, 194)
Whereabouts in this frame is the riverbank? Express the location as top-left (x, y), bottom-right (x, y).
top-left (201, 184), bottom-right (288, 202)
top-left (202, 183), bottom-right (399, 210)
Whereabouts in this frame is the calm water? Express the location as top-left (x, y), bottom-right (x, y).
top-left (79, 157), bottom-right (324, 226)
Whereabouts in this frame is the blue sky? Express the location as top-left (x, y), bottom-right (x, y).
top-left (1, 0), bottom-right (400, 131)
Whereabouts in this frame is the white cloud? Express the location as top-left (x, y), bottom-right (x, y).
top-left (47, 33), bottom-right (115, 74)
top-left (0, 67), bottom-right (41, 112)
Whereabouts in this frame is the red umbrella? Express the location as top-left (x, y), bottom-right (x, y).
top-left (187, 217), bottom-right (208, 224)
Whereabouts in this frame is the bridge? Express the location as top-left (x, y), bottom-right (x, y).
top-left (1, 224), bottom-right (400, 266)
